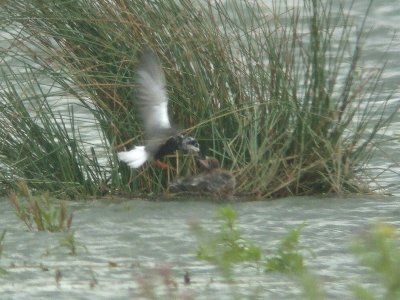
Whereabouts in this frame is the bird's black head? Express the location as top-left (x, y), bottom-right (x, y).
top-left (155, 134), bottom-right (201, 160)
top-left (176, 134), bottom-right (200, 152)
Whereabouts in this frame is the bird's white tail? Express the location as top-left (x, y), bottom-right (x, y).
top-left (117, 146), bottom-right (148, 168)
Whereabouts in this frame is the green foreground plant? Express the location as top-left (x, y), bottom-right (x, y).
top-left (0, 230), bottom-right (6, 275)
top-left (192, 207), bottom-right (400, 299)
top-left (264, 223), bottom-right (323, 300)
top-left (191, 206), bottom-right (309, 275)
top-left (0, 230), bottom-right (4, 257)
top-left (351, 222), bottom-right (400, 300)
top-left (0, 0), bottom-right (397, 197)
top-left (57, 232), bottom-right (87, 256)
top-left (265, 223), bottom-right (309, 273)
top-left (190, 206), bottom-right (262, 278)
top-left (191, 206), bottom-right (320, 298)
top-left (9, 180), bottom-right (73, 232)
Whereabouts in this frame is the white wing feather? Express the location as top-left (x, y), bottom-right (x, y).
top-left (117, 146), bottom-right (148, 168)
top-left (118, 50), bottom-right (173, 169)
top-left (135, 51), bottom-right (172, 137)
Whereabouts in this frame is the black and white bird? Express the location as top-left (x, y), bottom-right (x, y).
top-left (117, 49), bottom-right (201, 169)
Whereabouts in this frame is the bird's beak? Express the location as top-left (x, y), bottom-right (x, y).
top-left (185, 144), bottom-right (200, 152)
top-left (197, 158), bottom-right (210, 169)
top-left (196, 153), bottom-right (211, 170)
top-left (181, 136), bottom-right (200, 152)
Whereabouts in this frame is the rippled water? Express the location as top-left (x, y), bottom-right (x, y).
top-left (1, 0), bottom-right (400, 299)
top-left (0, 196), bottom-right (399, 299)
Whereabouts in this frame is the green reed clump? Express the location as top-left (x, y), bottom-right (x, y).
top-left (0, 63), bottom-right (114, 197)
top-left (1, 0), bottom-right (397, 196)
top-left (9, 180), bottom-right (73, 232)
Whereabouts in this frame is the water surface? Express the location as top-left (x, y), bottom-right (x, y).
top-left (0, 196), bottom-right (399, 299)
top-left (0, 0), bottom-right (400, 299)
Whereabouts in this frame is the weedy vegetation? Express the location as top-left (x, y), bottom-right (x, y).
top-left (57, 232), bottom-right (87, 256)
top-left (351, 222), bottom-right (400, 300)
top-left (192, 207), bottom-right (400, 299)
top-left (191, 206), bottom-right (321, 298)
top-left (0, 0), bottom-right (397, 197)
top-left (191, 206), bottom-right (312, 276)
top-left (190, 206), bottom-right (262, 279)
top-left (0, 230), bottom-right (4, 257)
top-left (265, 223), bottom-right (309, 273)
top-left (0, 230), bottom-right (6, 275)
top-left (135, 265), bottom-right (180, 300)
top-left (8, 180), bottom-right (73, 232)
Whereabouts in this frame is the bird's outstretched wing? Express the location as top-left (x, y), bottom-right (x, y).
top-left (135, 49), bottom-right (172, 141)
top-left (118, 49), bottom-right (201, 169)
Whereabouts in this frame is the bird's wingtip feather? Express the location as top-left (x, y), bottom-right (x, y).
top-left (117, 146), bottom-right (149, 168)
